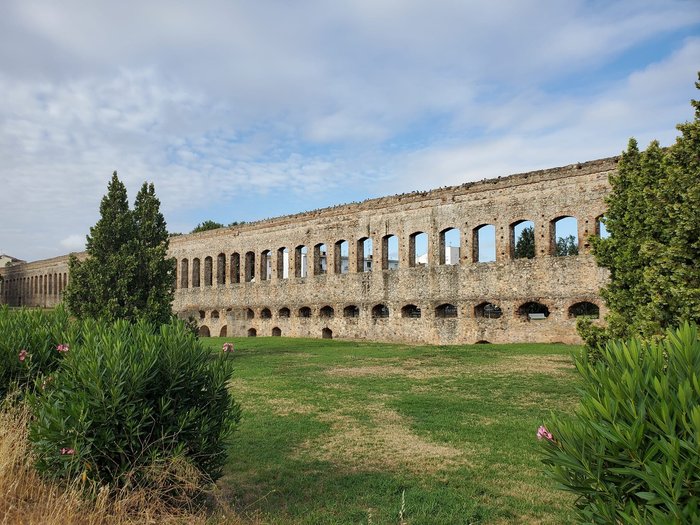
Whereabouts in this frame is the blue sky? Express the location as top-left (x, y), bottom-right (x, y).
top-left (1, 0), bottom-right (698, 262)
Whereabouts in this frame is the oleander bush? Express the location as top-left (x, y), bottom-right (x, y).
top-left (29, 318), bottom-right (241, 488)
top-left (0, 305), bottom-right (79, 399)
top-left (541, 323), bottom-right (700, 524)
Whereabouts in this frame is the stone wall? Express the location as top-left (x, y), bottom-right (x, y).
top-left (1, 157), bottom-right (615, 344)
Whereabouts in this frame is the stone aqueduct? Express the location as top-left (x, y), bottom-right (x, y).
top-left (1, 157), bottom-right (615, 344)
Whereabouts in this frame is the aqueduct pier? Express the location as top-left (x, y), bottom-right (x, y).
top-left (1, 157), bottom-right (614, 344)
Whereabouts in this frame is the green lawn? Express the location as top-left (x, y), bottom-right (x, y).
top-left (203, 337), bottom-right (581, 524)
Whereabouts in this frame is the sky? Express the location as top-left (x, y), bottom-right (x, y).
top-left (1, 0), bottom-right (699, 262)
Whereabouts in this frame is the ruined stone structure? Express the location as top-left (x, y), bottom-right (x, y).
top-left (1, 157), bottom-right (615, 344)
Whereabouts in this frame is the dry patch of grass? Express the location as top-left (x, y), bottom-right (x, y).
top-left (295, 404), bottom-right (466, 474)
top-left (325, 354), bottom-right (574, 381)
top-left (0, 398), bottom-right (249, 525)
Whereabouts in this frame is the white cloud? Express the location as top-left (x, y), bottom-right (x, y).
top-left (0, 1), bottom-right (698, 261)
top-left (60, 234), bottom-right (85, 252)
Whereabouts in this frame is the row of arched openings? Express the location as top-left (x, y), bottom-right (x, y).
top-left (176, 216), bottom-right (609, 288)
top-left (0, 272), bottom-right (68, 303)
top-left (198, 325), bottom-right (332, 339)
top-left (233, 301), bottom-right (599, 321)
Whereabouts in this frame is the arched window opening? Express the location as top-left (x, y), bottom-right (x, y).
top-left (272, 327), bottom-right (282, 337)
top-left (217, 253), bottom-right (226, 285)
top-left (401, 304), bottom-right (421, 318)
top-left (343, 305), bottom-right (360, 318)
top-left (409, 232), bottom-right (428, 267)
top-left (198, 326), bottom-right (210, 337)
top-left (382, 235), bottom-right (399, 270)
top-left (247, 328), bottom-right (257, 337)
top-left (299, 306), bottom-right (312, 318)
top-left (279, 307), bottom-right (291, 318)
top-left (551, 216), bottom-right (579, 256)
top-left (357, 237), bottom-right (373, 272)
top-left (313, 243), bottom-right (327, 275)
top-left (261, 308), bottom-right (272, 319)
top-left (219, 326), bottom-right (227, 337)
top-left (192, 258), bottom-right (201, 287)
top-left (295, 245), bottom-right (308, 278)
top-left (260, 249), bottom-right (271, 281)
top-left (320, 305), bottom-right (335, 318)
top-left (322, 328), bottom-right (333, 339)
top-left (372, 304), bottom-right (390, 319)
top-left (204, 256), bottom-right (213, 286)
top-left (569, 302), bottom-right (600, 319)
top-left (475, 302), bottom-right (503, 319)
top-left (436, 303), bottom-right (458, 318)
top-left (439, 227), bottom-right (461, 265)
top-left (198, 310), bottom-right (205, 320)
top-left (180, 259), bottom-right (189, 289)
top-left (277, 247), bottom-right (289, 279)
top-left (518, 302), bottom-right (550, 320)
top-left (511, 220), bottom-right (535, 259)
top-left (334, 240), bottom-right (349, 274)
top-left (473, 224), bottom-right (496, 263)
top-left (245, 251), bottom-right (255, 282)
top-left (230, 252), bottom-right (241, 284)
top-left (211, 310), bottom-right (219, 320)
top-left (246, 308), bottom-right (255, 320)
top-left (475, 340), bottom-right (491, 344)
top-left (596, 215), bottom-right (610, 239)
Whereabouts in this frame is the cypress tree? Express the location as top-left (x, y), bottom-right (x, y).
top-left (133, 182), bottom-right (176, 326)
top-left (586, 74), bottom-right (700, 340)
top-left (514, 226), bottom-right (535, 259)
top-left (65, 173), bottom-right (174, 325)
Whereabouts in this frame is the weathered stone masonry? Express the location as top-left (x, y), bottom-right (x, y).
top-left (1, 157), bottom-right (614, 344)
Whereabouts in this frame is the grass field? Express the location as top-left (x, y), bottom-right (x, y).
top-left (202, 337), bottom-right (581, 524)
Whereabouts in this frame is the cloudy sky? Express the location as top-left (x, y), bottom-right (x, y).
top-left (1, 1), bottom-right (699, 262)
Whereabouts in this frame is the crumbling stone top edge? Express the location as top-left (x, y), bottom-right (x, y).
top-left (171, 155), bottom-right (618, 243)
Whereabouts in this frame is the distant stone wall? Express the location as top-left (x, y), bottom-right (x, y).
top-left (0, 255), bottom-right (73, 308)
top-left (1, 157), bottom-right (615, 344)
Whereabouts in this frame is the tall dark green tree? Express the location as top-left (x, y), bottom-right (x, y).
top-left (585, 74), bottom-right (700, 340)
top-left (514, 226), bottom-right (535, 259)
top-left (134, 182), bottom-right (176, 326)
top-left (65, 173), bottom-right (174, 324)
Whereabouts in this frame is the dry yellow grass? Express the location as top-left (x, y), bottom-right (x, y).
top-left (295, 404), bottom-right (465, 474)
top-left (0, 398), bottom-right (250, 525)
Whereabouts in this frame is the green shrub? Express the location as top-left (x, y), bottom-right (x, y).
top-left (576, 316), bottom-right (611, 363)
top-left (29, 318), bottom-right (241, 487)
top-left (540, 323), bottom-right (700, 524)
top-left (0, 306), bottom-right (78, 399)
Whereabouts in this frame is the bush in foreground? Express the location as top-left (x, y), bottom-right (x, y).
top-left (0, 305), bottom-right (77, 400)
top-left (1, 395), bottom-right (249, 525)
top-left (29, 318), bottom-right (241, 488)
top-left (540, 323), bottom-right (700, 524)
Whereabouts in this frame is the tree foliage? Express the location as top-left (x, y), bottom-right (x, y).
top-left (64, 173), bottom-right (175, 325)
top-left (191, 220), bottom-right (224, 233)
top-left (587, 75), bottom-right (700, 340)
top-left (555, 234), bottom-right (579, 257)
top-left (514, 226), bottom-right (535, 259)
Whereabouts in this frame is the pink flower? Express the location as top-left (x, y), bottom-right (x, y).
top-left (57, 344), bottom-right (69, 353)
top-left (537, 425), bottom-right (554, 442)
top-left (222, 342), bottom-right (234, 353)
top-left (60, 447), bottom-right (75, 455)
top-left (18, 349), bottom-right (29, 362)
